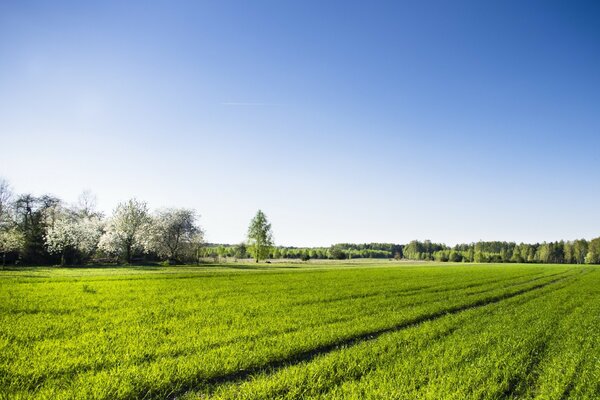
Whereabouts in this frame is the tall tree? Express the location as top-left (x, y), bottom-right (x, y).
top-left (247, 210), bottom-right (274, 262)
top-left (573, 239), bottom-right (588, 264)
top-left (13, 194), bottom-right (61, 264)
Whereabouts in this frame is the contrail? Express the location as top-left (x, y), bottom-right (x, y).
top-left (221, 102), bottom-right (279, 106)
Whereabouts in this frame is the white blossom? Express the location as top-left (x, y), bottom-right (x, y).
top-left (145, 208), bottom-right (203, 261)
top-left (0, 228), bottom-right (24, 255)
top-left (45, 215), bottom-right (103, 258)
top-left (97, 199), bottom-right (151, 262)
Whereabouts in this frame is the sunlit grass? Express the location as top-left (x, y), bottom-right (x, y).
top-left (1, 262), bottom-right (597, 399)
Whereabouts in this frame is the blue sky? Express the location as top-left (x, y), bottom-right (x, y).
top-left (1, 1), bottom-right (599, 246)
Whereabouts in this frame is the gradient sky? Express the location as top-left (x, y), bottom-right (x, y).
top-left (1, 1), bottom-right (599, 246)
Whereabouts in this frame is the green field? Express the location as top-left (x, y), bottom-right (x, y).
top-left (1, 262), bottom-right (599, 399)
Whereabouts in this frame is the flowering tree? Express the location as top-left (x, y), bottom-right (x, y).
top-left (146, 208), bottom-right (203, 262)
top-left (0, 178), bottom-right (13, 228)
top-left (45, 215), bottom-right (103, 265)
top-left (98, 199), bottom-right (151, 263)
top-left (0, 178), bottom-right (21, 267)
top-left (0, 228), bottom-right (24, 267)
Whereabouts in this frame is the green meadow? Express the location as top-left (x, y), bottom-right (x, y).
top-left (1, 262), bottom-right (599, 399)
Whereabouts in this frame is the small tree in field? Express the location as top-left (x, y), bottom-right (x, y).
top-left (247, 210), bottom-right (273, 263)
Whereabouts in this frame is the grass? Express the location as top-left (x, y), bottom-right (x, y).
top-left (0, 262), bottom-right (598, 399)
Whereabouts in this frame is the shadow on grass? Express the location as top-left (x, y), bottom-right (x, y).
top-left (0, 263), bottom-right (299, 272)
top-left (0, 264), bottom-right (159, 271)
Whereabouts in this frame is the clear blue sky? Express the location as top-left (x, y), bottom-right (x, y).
top-left (1, 1), bottom-right (599, 246)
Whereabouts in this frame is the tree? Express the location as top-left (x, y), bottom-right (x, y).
top-left (146, 208), bottom-right (202, 262)
top-left (573, 239), bottom-right (588, 264)
top-left (328, 245), bottom-right (347, 260)
top-left (188, 233), bottom-right (205, 264)
top-left (0, 178), bottom-right (22, 267)
top-left (402, 240), bottom-right (421, 260)
top-left (0, 178), bottom-right (13, 228)
top-left (0, 228), bottom-right (24, 267)
top-left (448, 250), bottom-right (462, 262)
top-left (300, 250), bottom-right (310, 261)
top-left (585, 238), bottom-right (600, 264)
top-left (45, 216), bottom-right (78, 266)
top-left (537, 243), bottom-right (551, 263)
top-left (45, 214), bottom-right (103, 265)
top-left (75, 190), bottom-right (101, 219)
top-left (13, 194), bottom-right (61, 264)
top-left (98, 199), bottom-right (150, 263)
top-left (563, 242), bottom-right (574, 264)
top-left (216, 245), bottom-right (228, 261)
top-left (234, 242), bottom-right (248, 259)
top-left (510, 244), bottom-right (524, 263)
top-left (246, 210), bottom-right (273, 262)
top-left (474, 250), bottom-right (486, 263)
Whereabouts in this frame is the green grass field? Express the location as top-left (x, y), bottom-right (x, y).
top-left (1, 262), bottom-right (599, 399)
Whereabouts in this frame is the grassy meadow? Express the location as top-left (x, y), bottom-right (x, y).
top-left (1, 262), bottom-right (599, 399)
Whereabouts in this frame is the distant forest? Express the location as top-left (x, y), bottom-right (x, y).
top-left (1, 178), bottom-right (599, 266)
top-left (205, 239), bottom-right (600, 265)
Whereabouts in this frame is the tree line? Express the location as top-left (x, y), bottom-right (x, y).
top-left (200, 243), bottom-right (402, 262)
top-left (201, 239), bottom-right (600, 265)
top-left (0, 177), bottom-right (598, 266)
top-left (0, 188), bottom-right (204, 266)
top-left (0, 178), bottom-right (276, 266)
top-left (402, 239), bottom-right (600, 264)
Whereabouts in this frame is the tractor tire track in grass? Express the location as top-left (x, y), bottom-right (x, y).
top-left (288, 270), bottom-right (548, 308)
top-left (559, 361), bottom-right (583, 400)
top-left (168, 270), bottom-right (578, 399)
top-left (501, 271), bottom-right (594, 399)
